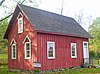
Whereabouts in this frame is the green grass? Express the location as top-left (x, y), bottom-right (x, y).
top-left (45, 68), bottom-right (100, 74)
top-left (1, 54), bottom-right (100, 74)
top-left (1, 65), bottom-right (100, 74)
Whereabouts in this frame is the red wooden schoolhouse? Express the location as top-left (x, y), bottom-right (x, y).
top-left (4, 4), bottom-right (92, 71)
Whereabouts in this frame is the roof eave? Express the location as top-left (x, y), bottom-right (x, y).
top-left (36, 30), bottom-right (90, 38)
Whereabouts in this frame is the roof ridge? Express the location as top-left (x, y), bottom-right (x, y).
top-left (19, 4), bottom-right (73, 20)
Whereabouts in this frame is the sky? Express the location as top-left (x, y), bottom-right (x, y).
top-left (1, 0), bottom-right (100, 31)
top-left (39, 0), bottom-right (100, 19)
top-left (39, 0), bottom-right (100, 31)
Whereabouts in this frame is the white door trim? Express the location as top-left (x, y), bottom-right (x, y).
top-left (83, 41), bottom-right (89, 64)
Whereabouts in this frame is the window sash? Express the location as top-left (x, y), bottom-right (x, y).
top-left (18, 17), bottom-right (23, 33)
top-left (25, 42), bottom-right (31, 59)
top-left (47, 42), bottom-right (55, 59)
top-left (71, 43), bottom-right (77, 58)
top-left (12, 44), bottom-right (16, 59)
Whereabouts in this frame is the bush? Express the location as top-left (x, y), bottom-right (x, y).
top-left (0, 54), bottom-right (8, 65)
top-left (97, 51), bottom-right (100, 58)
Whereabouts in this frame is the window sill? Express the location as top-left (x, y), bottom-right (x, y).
top-left (48, 57), bottom-right (55, 59)
top-left (71, 56), bottom-right (77, 58)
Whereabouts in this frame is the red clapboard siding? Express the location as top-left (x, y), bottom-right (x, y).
top-left (37, 32), bottom-right (88, 70)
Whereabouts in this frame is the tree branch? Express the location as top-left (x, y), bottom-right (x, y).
top-left (0, 0), bottom-right (26, 21)
top-left (0, 0), bottom-right (5, 6)
top-left (0, 13), bottom-right (13, 21)
top-left (21, 0), bottom-right (25, 4)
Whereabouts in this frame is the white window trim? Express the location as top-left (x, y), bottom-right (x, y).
top-left (17, 12), bottom-right (23, 34)
top-left (23, 35), bottom-right (31, 44)
top-left (12, 44), bottom-right (16, 59)
top-left (17, 12), bottom-right (23, 19)
top-left (18, 17), bottom-right (23, 34)
top-left (24, 35), bottom-right (31, 59)
top-left (25, 42), bottom-right (31, 59)
top-left (47, 41), bottom-right (55, 59)
top-left (10, 39), bottom-right (16, 45)
top-left (71, 43), bottom-right (77, 58)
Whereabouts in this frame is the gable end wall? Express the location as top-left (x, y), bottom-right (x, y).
top-left (8, 8), bottom-right (37, 70)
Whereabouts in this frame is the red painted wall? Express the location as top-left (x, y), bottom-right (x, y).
top-left (37, 32), bottom-right (88, 70)
top-left (8, 11), bottom-right (37, 70)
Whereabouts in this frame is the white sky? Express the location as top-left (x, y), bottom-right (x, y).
top-left (1, 0), bottom-right (100, 31)
top-left (39, 0), bottom-right (100, 31)
top-left (39, 0), bottom-right (100, 19)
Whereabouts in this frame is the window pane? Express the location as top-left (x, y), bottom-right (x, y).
top-left (47, 42), bottom-right (55, 59)
top-left (48, 43), bottom-right (53, 57)
top-left (84, 43), bottom-right (87, 46)
top-left (26, 43), bottom-right (30, 58)
top-left (72, 53), bottom-right (75, 56)
top-left (72, 51), bottom-right (75, 53)
top-left (18, 17), bottom-right (23, 33)
top-left (27, 51), bottom-right (30, 57)
top-left (49, 51), bottom-right (53, 57)
top-left (49, 47), bottom-right (53, 51)
top-left (26, 43), bottom-right (30, 50)
top-left (13, 46), bottom-right (15, 51)
top-left (13, 52), bottom-right (15, 58)
top-left (71, 43), bottom-right (76, 58)
top-left (72, 45), bottom-right (75, 51)
top-left (12, 45), bottom-right (16, 59)
top-left (49, 43), bottom-right (53, 47)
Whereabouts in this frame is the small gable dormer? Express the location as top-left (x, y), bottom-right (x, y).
top-left (17, 12), bottom-right (23, 34)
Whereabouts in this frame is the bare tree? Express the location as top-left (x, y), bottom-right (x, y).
top-left (74, 10), bottom-right (93, 31)
top-left (0, 0), bottom-right (40, 22)
top-left (61, 0), bottom-right (64, 15)
top-left (74, 10), bottom-right (84, 24)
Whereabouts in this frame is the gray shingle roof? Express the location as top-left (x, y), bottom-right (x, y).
top-left (19, 4), bottom-right (92, 38)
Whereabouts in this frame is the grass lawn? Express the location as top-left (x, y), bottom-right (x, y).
top-left (1, 54), bottom-right (100, 74)
top-left (1, 65), bottom-right (100, 74)
top-left (48, 68), bottom-right (100, 74)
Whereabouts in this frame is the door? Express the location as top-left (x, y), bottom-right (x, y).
top-left (83, 42), bottom-right (89, 64)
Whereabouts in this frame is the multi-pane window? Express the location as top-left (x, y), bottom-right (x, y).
top-left (18, 13), bottom-right (23, 34)
top-left (47, 42), bottom-right (55, 59)
top-left (24, 36), bottom-right (31, 59)
top-left (12, 44), bottom-right (16, 59)
top-left (25, 42), bottom-right (31, 59)
top-left (71, 43), bottom-right (77, 58)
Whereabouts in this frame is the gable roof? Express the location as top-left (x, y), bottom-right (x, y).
top-left (19, 4), bottom-right (91, 38)
top-left (4, 4), bottom-right (92, 39)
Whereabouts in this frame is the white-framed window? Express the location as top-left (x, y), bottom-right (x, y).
top-left (10, 39), bottom-right (16, 59)
top-left (23, 35), bottom-right (31, 59)
top-left (47, 41), bottom-right (55, 59)
top-left (71, 43), bottom-right (77, 58)
top-left (12, 44), bottom-right (16, 59)
top-left (17, 12), bottom-right (23, 34)
top-left (25, 42), bottom-right (31, 59)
